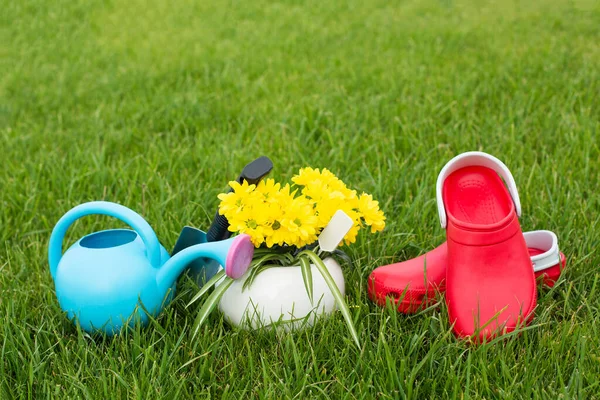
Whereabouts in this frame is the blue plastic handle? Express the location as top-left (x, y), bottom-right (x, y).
top-left (48, 201), bottom-right (162, 279)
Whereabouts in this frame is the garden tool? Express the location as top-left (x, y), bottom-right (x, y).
top-left (172, 156), bottom-right (273, 284)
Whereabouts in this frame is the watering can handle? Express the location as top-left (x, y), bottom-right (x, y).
top-left (48, 201), bottom-right (162, 279)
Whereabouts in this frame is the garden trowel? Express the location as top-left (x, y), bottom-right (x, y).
top-left (172, 156), bottom-right (273, 285)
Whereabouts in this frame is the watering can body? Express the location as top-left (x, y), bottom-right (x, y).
top-left (54, 229), bottom-right (172, 333)
top-left (49, 201), bottom-right (254, 335)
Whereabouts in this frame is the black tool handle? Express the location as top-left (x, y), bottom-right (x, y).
top-left (206, 213), bottom-right (231, 242)
top-left (206, 156), bottom-right (273, 242)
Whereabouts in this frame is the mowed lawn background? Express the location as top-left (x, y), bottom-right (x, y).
top-left (1, 0), bottom-right (599, 397)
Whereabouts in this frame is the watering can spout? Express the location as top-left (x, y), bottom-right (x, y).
top-left (156, 234), bottom-right (254, 291)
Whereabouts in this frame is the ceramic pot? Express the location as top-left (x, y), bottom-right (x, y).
top-left (219, 257), bottom-right (345, 330)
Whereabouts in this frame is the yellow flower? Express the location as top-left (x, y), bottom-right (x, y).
top-left (227, 209), bottom-right (268, 247)
top-left (281, 195), bottom-right (318, 247)
top-left (216, 166), bottom-right (385, 249)
top-left (336, 208), bottom-right (360, 245)
top-left (258, 202), bottom-right (288, 248)
top-left (265, 222), bottom-right (287, 247)
top-left (230, 198), bottom-right (285, 247)
top-left (291, 167), bottom-right (324, 187)
top-left (294, 168), bottom-right (359, 232)
top-left (312, 189), bottom-right (357, 228)
top-left (272, 183), bottom-right (297, 205)
top-left (217, 180), bottom-right (259, 217)
top-left (302, 181), bottom-right (348, 203)
top-left (264, 207), bottom-right (291, 248)
top-left (358, 193), bottom-right (386, 233)
top-left (343, 224), bottom-right (360, 246)
top-left (293, 167), bottom-right (349, 192)
top-left (256, 178), bottom-right (281, 203)
top-left (321, 171), bottom-right (350, 193)
top-left (222, 183), bottom-right (275, 247)
top-left (314, 197), bottom-right (340, 228)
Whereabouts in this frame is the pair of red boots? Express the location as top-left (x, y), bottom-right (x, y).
top-left (368, 152), bottom-right (566, 341)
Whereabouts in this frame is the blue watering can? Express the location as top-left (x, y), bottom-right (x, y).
top-left (48, 201), bottom-right (254, 334)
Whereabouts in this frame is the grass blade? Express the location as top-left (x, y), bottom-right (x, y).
top-left (186, 270), bottom-right (226, 308)
top-left (299, 250), bottom-right (361, 349)
top-left (190, 276), bottom-right (234, 341)
top-left (299, 255), bottom-right (314, 304)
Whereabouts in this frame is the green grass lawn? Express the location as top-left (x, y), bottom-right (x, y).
top-left (2, 0), bottom-right (599, 397)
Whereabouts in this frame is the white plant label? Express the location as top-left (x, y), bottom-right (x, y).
top-left (318, 210), bottom-right (354, 252)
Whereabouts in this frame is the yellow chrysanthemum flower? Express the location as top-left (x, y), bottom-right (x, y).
top-left (338, 208), bottom-right (361, 245)
top-left (217, 166), bottom-right (385, 249)
top-left (265, 217), bottom-right (290, 248)
top-left (273, 183), bottom-right (297, 206)
top-left (343, 224), bottom-right (360, 246)
top-left (293, 167), bottom-right (349, 193)
top-left (281, 196), bottom-right (318, 247)
top-left (291, 167), bottom-right (323, 187)
top-left (314, 197), bottom-right (340, 228)
top-left (227, 207), bottom-right (268, 247)
top-left (261, 202), bottom-right (289, 248)
top-left (358, 193), bottom-right (386, 233)
top-left (218, 180), bottom-right (259, 216)
top-left (256, 178), bottom-right (281, 203)
top-left (302, 181), bottom-right (347, 203)
top-left (313, 190), bottom-right (358, 229)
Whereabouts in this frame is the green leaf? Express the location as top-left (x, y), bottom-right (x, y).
top-left (186, 269), bottom-right (226, 308)
top-left (240, 253), bottom-right (293, 292)
top-left (299, 255), bottom-right (313, 304)
top-left (243, 264), bottom-right (263, 290)
top-left (190, 276), bottom-right (234, 341)
top-left (299, 250), bottom-right (361, 349)
top-left (332, 249), bottom-right (352, 267)
top-left (250, 253), bottom-right (289, 269)
top-left (242, 266), bottom-right (259, 290)
top-left (284, 251), bottom-right (296, 264)
top-left (243, 263), bottom-right (280, 290)
top-left (253, 246), bottom-right (293, 256)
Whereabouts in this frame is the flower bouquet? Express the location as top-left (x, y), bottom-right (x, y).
top-left (188, 167), bottom-right (385, 347)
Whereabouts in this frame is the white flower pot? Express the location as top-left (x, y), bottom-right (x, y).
top-left (218, 257), bottom-right (345, 330)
